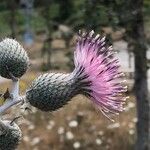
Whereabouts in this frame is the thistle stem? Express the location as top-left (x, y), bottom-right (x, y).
top-left (11, 79), bottom-right (19, 99)
top-left (0, 97), bottom-right (24, 114)
top-left (0, 80), bottom-right (24, 115)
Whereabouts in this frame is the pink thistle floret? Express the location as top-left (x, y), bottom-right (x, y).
top-left (73, 30), bottom-right (127, 120)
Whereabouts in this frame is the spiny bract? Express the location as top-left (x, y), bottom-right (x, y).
top-left (0, 120), bottom-right (22, 150)
top-left (26, 73), bottom-right (83, 111)
top-left (0, 38), bottom-right (29, 79)
top-left (26, 30), bottom-right (127, 120)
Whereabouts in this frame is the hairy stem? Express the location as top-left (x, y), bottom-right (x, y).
top-left (11, 80), bottom-right (19, 99)
top-left (0, 80), bottom-right (24, 115)
top-left (0, 97), bottom-right (23, 114)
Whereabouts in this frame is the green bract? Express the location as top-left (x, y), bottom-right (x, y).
top-left (0, 38), bottom-right (29, 79)
top-left (0, 120), bottom-right (22, 150)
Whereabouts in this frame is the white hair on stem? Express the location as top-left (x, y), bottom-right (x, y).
top-left (0, 80), bottom-right (24, 114)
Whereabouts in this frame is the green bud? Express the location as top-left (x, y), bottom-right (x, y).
top-left (0, 38), bottom-right (29, 79)
top-left (0, 120), bottom-right (22, 150)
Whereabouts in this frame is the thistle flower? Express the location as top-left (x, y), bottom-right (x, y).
top-left (0, 38), bottom-right (29, 80)
top-left (0, 119), bottom-right (22, 150)
top-left (26, 30), bottom-right (127, 119)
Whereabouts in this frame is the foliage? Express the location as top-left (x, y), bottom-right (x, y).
top-left (0, 0), bottom-right (149, 37)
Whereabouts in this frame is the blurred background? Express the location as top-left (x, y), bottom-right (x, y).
top-left (0, 0), bottom-right (150, 150)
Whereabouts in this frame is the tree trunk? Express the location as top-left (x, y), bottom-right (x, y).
top-left (131, 0), bottom-right (150, 149)
top-left (9, 0), bottom-right (17, 38)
